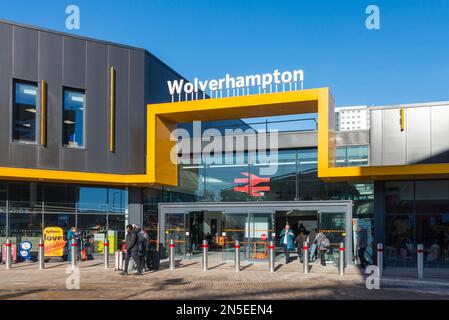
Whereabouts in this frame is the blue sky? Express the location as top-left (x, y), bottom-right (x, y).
top-left (1, 0), bottom-right (449, 107)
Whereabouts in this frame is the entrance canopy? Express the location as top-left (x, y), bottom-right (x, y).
top-left (158, 200), bottom-right (353, 264)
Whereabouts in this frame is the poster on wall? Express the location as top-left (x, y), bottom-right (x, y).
top-left (352, 218), bottom-right (374, 265)
top-left (43, 227), bottom-right (67, 257)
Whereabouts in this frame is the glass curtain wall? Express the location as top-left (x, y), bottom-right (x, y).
top-left (0, 182), bottom-right (127, 261)
top-left (385, 180), bottom-right (449, 268)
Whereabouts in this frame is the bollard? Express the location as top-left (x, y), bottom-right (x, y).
top-left (303, 241), bottom-right (309, 274)
top-left (115, 250), bottom-right (124, 271)
top-left (268, 240), bottom-right (275, 272)
top-left (5, 238), bottom-right (11, 270)
top-left (114, 251), bottom-right (120, 270)
top-left (417, 244), bottom-right (424, 280)
top-left (71, 242), bottom-right (77, 270)
top-left (169, 239), bottom-right (175, 270)
top-left (202, 240), bottom-right (208, 271)
top-left (104, 238), bottom-right (109, 269)
top-left (234, 240), bottom-right (240, 272)
top-left (38, 238), bottom-right (45, 270)
top-left (338, 242), bottom-right (345, 276)
top-left (377, 243), bottom-right (383, 277)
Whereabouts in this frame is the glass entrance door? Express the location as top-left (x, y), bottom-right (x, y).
top-left (318, 211), bottom-right (346, 263)
top-left (247, 213), bottom-right (274, 262)
top-left (186, 211), bottom-right (204, 257)
top-left (165, 213), bottom-right (186, 258)
top-left (223, 213), bottom-right (249, 261)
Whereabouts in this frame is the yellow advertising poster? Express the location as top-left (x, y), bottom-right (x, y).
top-left (43, 227), bottom-right (67, 257)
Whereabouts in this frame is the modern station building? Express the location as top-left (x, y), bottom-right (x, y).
top-left (0, 20), bottom-right (448, 268)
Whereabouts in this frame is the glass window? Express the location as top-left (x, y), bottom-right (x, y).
top-left (13, 81), bottom-right (37, 142)
top-left (385, 181), bottom-right (414, 214)
top-left (251, 150), bottom-right (297, 201)
top-left (78, 187), bottom-right (107, 213)
top-left (347, 146), bottom-right (368, 166)
top-left (336, 146), bottom-right (368, 167)
top-left (415, 180), bottom-right (449, 214)
top-left (336, 147), bottom-right (346, 167)
top-left (63, 89), bottom-right (85, 147)
top-left (385, 215), bottom-right (415, 265)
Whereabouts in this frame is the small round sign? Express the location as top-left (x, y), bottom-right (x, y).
top-left (19, 250), bottom-right (29, 258)
top-left (20, 241), bottom-right (32, 251)
top-left (261, 234), bottom-right (267, 241)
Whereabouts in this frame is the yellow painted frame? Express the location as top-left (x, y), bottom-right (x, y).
top-left (147, 88), bottom-right (334, 186)
top-left (109, 66), bottom-right (115, 153)
top-left (40, 80), bottom-right (46, 146)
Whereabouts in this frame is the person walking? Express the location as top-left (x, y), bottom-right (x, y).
top-left (315, 232), bottom-right (330, 266)
top-left (280, 224), bottom-right (295, 264)
top-left (121, 224), bottom-right (143, 276)
top-left (307, 228), bottom-right (318, 262)
top-left (136, 225), bottom-right (149, 271)
top-left (295, 230), bottom-right (307, 263)
top-left (67, 227), bottom-right (77, 262)
top-left (357, 226), bottom-right (368, 268)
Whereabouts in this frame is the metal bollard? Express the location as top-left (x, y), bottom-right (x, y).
top-left (114, 251), bottom-right (120, 270)
top-left (234, 240), bottom-right (240, 272)
top-left (5, 238), bottom-right (11, 270)
top-left (169, 239), bottom-right (175, 270)
top-left (417, 244), bottom-right (424, 280)
top-left (268, 240), bottom-right (275, 272)
top-left (104, 238), bottom-right (109, 269)
top-left (377, 243), bottom-right (383, 277)
top-left (338, 242), bottom-right (345, 276)
top-left (38, 238), bottom-right (45, 270)
top-left (303, 241), bottom-right (309, 274)
top-left (71, 242), bottom-right (77, 270)
top-left (115, 250), bottom-right (124, 270)
top-left (202, 240), bottom-right (208, 271)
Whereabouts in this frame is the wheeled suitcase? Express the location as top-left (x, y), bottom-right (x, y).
top-left (147, 249), bottom-right (160, 270)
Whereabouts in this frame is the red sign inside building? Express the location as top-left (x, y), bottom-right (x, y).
top-left (234, 172), bottom-right (270, 197)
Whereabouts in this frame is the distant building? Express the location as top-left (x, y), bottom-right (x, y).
top-left (335, 106), bottom-right (369, 131)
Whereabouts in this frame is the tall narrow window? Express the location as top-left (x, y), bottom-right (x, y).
top-left (13, 81), bottom-right (37, 142)
top-left (63, 89), bottom-right (85, 147)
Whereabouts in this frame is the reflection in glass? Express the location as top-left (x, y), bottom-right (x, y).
top-left (385, 215), bottom-right (415, 265)
top-left (63, 89), bottom-right (85, 147)
top-left (13, 81), bottom-right (37, 142)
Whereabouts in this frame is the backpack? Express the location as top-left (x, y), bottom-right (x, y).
top-left (322, 237), bottom-right (330, 249)
top-left (137, 231), bottom-right (147, 254)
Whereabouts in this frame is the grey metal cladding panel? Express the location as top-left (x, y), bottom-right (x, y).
top-left (0, 23), bottom-right (12, 74)
top-left (62, 147), bottom-right (86, 171)
top-left (406, 107), bottom-right (431, 164)
top-left (11, 144), bottom-right (38, 168)
top-left (278, 132), bottom-right (317, 149)
top-left (63, 36), bottom-right (86, 88)
top-left (128, 50), bottom-right (146, 173)
top-left (38, 31), bottom-right (62, 169)
top-left (369, 110), bottom-right (382, 165)
top-left (430, 105), bottom-right (449, 163)
top-left (336, 131), bottom-right (369, 146)
top-left (382, 109), bottom-right (406, 165)
top-left (107, 46), bottom-right (129, 173)
top-left (85, 41), bottom-right (108, 173)
top-left (147, 55), bottom-right (183, 104)
top-left (12, 26), bottom-right (38, 80)
top-left (0, 23), bottom-right (12, 165)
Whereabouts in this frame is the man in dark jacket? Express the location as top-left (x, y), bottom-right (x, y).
top-left (357, 226), bottom-right (368, 269)
top-left (295, 231), bottom-right (307, 263)
top-left (120, 224), bottom-right (143, 275)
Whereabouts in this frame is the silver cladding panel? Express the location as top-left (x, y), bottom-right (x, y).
top-left (370, 104), bottom-right (449, 165)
